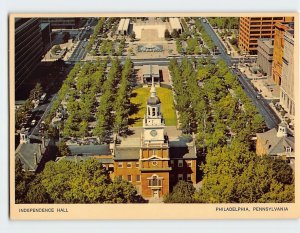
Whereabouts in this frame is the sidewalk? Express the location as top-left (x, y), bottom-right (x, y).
top-left (240, 65), bottom-right (294, 135)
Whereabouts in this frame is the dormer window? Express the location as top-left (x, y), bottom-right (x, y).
top-left (286, 147), bottom-right (292, 152)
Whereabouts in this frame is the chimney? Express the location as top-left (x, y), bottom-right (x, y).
top-left (33, 153), bottom-right (38, 166)
top-left (41, 136), bottom-right (45, 150)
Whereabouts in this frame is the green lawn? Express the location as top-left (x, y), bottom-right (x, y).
top-left (129, 87), bottom-right (177, 127)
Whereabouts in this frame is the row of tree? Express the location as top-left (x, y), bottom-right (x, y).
top-left (169, 57), bottom-right (266, 150)
top-left (15, 83), bottom-right (44, 130)
top-left (194, 18), bottom-right (215, 50)
top-left (207, 17), bottom-right (240, 29)
top-left (86, 18), bottom-right (106, 52)
top-left (62, 60), bottom-right (108, 138)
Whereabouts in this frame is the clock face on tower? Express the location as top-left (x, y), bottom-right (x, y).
top-left (150, 130), bottom-right (157, 137)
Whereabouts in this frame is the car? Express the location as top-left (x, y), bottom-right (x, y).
top-left (256, 95), bottom-right (261, 100)
top-left (31, 119), bottom-right (37, 126)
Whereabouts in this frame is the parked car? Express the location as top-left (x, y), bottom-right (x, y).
top-left (31, 119), bottom-right (37, 126)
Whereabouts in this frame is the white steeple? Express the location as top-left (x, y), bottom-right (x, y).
top-left (150, 76), bottom-right (156, 98)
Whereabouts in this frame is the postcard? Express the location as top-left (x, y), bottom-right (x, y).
top-left (9, 13), bottom-right (299, 219)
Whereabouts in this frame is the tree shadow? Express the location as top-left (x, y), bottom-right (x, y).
top-left (128, 102), bottom-right (141, 116)
top-left (128, 117), bottom-right (141, 126)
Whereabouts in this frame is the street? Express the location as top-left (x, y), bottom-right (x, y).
top-left (233, 68), bottom-right (280, 129)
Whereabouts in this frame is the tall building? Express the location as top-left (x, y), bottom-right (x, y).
top-left (40, 18), bottom-right (82, 29)
top-left (280, 30), bottom-right (295, 116)
top-left (257, 38), bottom-right (274, 76)
top-left (271, 22), bottom-right (294, 85)
top-left (15, 18), bottom-right (44, 88)
top-left (238, 17), bottom-right (294, 55)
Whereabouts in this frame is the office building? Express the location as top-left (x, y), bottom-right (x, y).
top-left (271, 22), bottom-right (294, 85)
top-left (280, 30), bottom-right (295, 116)
top-left (238, 17), bottom-right (293, 55)
top-left (15, 18), bottom-right (44, 88)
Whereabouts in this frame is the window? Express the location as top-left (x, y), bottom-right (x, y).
top-left (136, 175), bottom-right (141, 182)
top-left (178, 160), bottom-right (183, 167)
top-left (152, 108), bottom-right (155, 116)
top-left (286, 147), bottom-right (292, 153)
top-left (117, 175), bottom-right (122, 182)
top-left (127, 162), bottom-right (132, 168)
top-left (170, 160), bottom-right (174, 167)
top-left (187, 174), bottom-right (191, 181)
top-left (149, 175), bottom-right (162, 187)
top-left (127, 175), bottom-right (132, 182)
top-left (135, 162), bottom-right (139, 168)
top-left (187, 161), bottom-right (192, 168)
top-left (178, 174), bottom-right (183, 181)
top-left (118, 162), bottom-right (123, 168)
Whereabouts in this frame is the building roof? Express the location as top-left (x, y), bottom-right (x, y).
top-left (58, 155), bottom-right (114, 164)
top-left (169, 138), bottom-right (197, 159)
top-left (169, 146), bottom-right (197, 159)
top-left (16, 143), bottom-right (42, 171)
top-left (69, 145), bottom-right (111, 156)
top-left (258, 38), bottom-right (274, 49)
top-left (147, 96), bottom-right (161, 105)
top-left (15, 138), bottom-right (52, 171)
top-left (169, 18), bottom-right (182, 31)
top-left (114, 146), bottom-right (140, 161)
top-left (117, 18), bottom-right (125, 32)
top-left (256, 128), bottom-right (295, 155)
top-left (40, 22), bottom-right (50, 31)
top-left (142, 65), bottom-right (160, 78)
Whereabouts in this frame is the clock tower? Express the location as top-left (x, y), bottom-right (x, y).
top-left (139, 77), bottom-right (171, 199)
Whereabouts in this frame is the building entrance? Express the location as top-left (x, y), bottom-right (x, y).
top-left (153, 190), bottom-right (160, 198)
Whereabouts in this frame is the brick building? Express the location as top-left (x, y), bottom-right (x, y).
top-left (61, 79), bottom-right (198, 200)
top-left (271, 22), bottom-right (294, 85)
top-left (256, 122), bottom-right (295, 169)
top-left (238, 17), bottom-right (294, 55)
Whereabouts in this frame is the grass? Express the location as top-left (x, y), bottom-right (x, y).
top-left (129, 87), bottom-right (177, 127)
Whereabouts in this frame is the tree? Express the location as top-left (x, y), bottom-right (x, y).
top-left (195, 141), bottom-right (295, 203)
top-left (26, 158), bottom-right (144, 203)
top-left (164, 29), bottom-right (171, 39)
top-left (25, 175), bottom-right (53, 203)
top-left (15, 158), bottom-right (33, 203)
top-left (171, 29), bottom-right (179, 38)
top-left (130, 32), bottom-right (136, 40)
top-left (29, 83), bottom-right (43, 101)
top-left (62, 32), bottom-right (71, 42)
top-left (57, 141), bottom-right (71, 157)
top-left (164, 181), bottom-right (196, 203)
top-left (51, 45), bottom-right (61, 55)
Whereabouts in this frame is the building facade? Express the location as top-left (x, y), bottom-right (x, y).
top-left (256, 38), bottom-right (274, 76)
top-left (238, 17), bottom-right (293, 55)
top-left (40, 18), bottom-right (82, 29)
top-left (15, 18), bottom-right (44, 88)
top-left (271, 22), bottom-right (294, 85)
top-left (280, 30), bottom-right (295, 116)
top-left (112, 80), bottom-right (197, 199)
